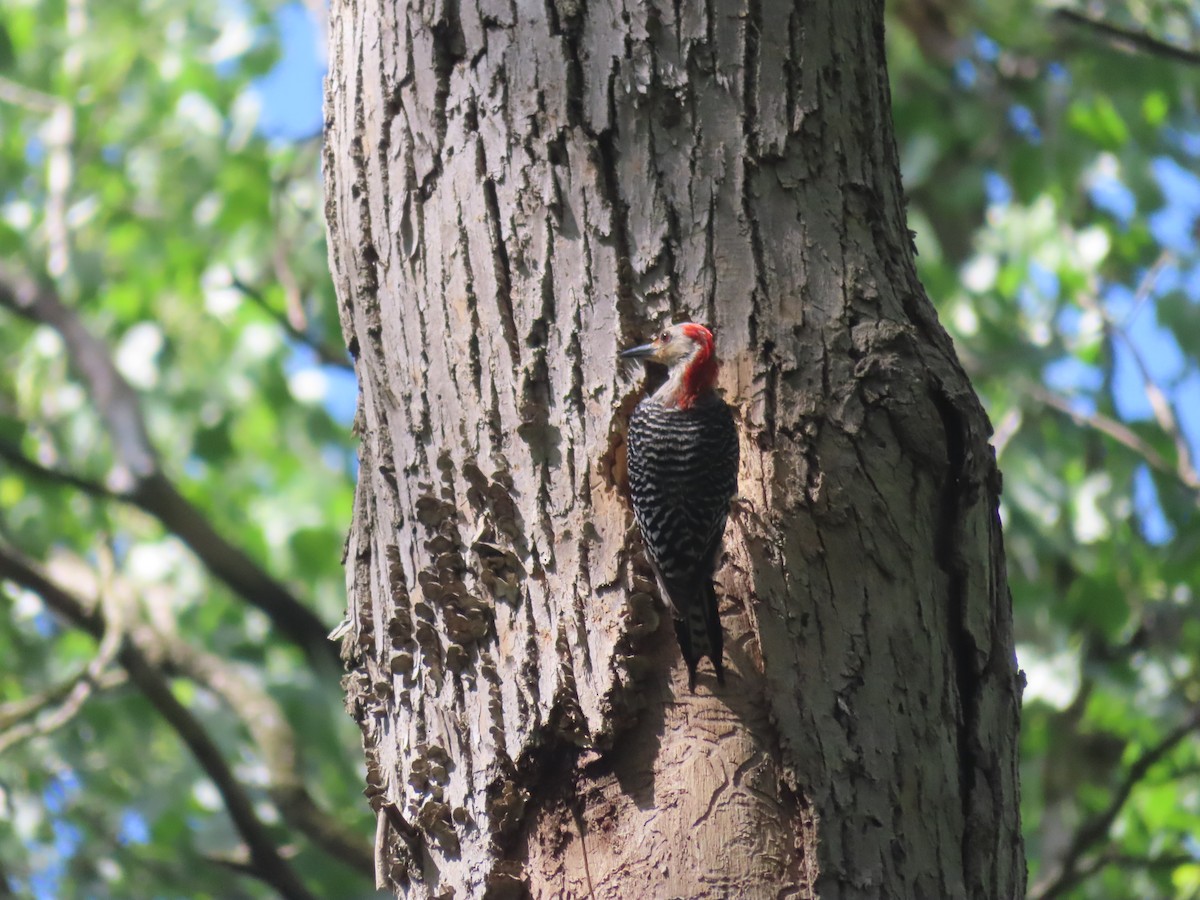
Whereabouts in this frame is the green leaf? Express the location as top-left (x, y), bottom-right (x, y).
top-left (1068, 96), bottom-right (1130, 149)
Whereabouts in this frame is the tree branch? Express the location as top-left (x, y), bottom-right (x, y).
top-left (1064, 849), bottom-right (1195, 889)
top-left (130, 472), bottom-right (339, 665)
top-left (1056, 9), bottom-right (1200, 66)
top-left (1024, 383), bottom-right (1200, 494)
top-left (231, 277), bottom-right (354, 372)
top-left (1058, 257), bottom-right (1200, 495)
top-left (154, 631), bottom-right (374, 876)
top-left (0, 438), bottom-right (117, 499)
top-left (0, 541), bottom-right (128, 745)
top-left (0, 546), bottom-right (319, 900)
top-left (1107, 252), bottom-right (1199, 487)
top-left (0, 668), bottom-right (126, 754)
top-left (1031, 707), bottom-right (1200, 899)
top-left (0, 75), bottom-right (58, 114)
top-left (0, 262), bottom-right (156, 477)
top-left (0, 263), bottom-right (338, 666)
top-left (1113, 331), bottom-right (1199, 488)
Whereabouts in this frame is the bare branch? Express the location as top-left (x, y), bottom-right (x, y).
top-left (0, 262), bottom-right (157, 477)
top-left (0, 264), bottom-right (339, 666)
top-left (130, 472), bottom-right (339, 665)
top-left (1065, 849), bottom-right (1195, 888)
top-left (231, 277), bottom-right (354, 372)
top-left (1056, 8), bottom-right (1200, 66)
top-left (272, 242), bottom-right (308, 333)
top-left (0, 669), bottom-right (126, 754)
top-left (205, 844), bottom-right (300, 881)
top-left (1121, 250), bottom-right (1173, 329)
top-left (1113, 254), bottom-right (1194, 486)
top-left (155, 630), bottom-right (374, 876)
top-left (1024, 384), bottom-right (1199, 494)
top-left (0, 76), bottom-right (58, 114)
top-left (1031, 707), bottom-right (1200, 900)
top-left (1114, 333), bottom-right (1199, 488)
top-left (1069, 258), bottom-right (1200, 492)
top-left (0, 545), bottom-right (319, 900)
top-left (43, 103), bottom-right (75, 278)
top-left (0, 437), bottom-right (116, 498)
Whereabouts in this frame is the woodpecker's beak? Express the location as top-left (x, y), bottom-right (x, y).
top-left (620, 342), bottom-right (657, 361)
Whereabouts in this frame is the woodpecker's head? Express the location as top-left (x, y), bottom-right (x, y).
top-left (620, 323), bottom-right (718, 409)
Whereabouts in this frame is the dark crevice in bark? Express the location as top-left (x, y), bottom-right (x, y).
top-left (376, 426), bottom-right (404, 520)
top-left (567, 291), bottom-right (585, 415)
top-left (431, 2), bottom-right (466, 151)
top-left (641, 12), bottom-right (681, 318)
top-left (742, 0), bottom-right (761, 158)
top-left (785, 9), bottom-right (799, 141)
top-left (740, 0), bottom-right (772, 368)
top-left (455, 201), bottom-right (485, 410)
top-left (653, 181), bottom-right (681, 320)
top-left (551, 624), bottom-right (589, 746)
top-left (593, 125), bottom-right (638, 334)
top-left (410, 271), bottom-right (434, 447)
top-left (741, 193), bottom-right (769, 354)
top-left (534, 241), bottom-right (557, 338)
top-left (759, 338), bottom-right (778, 446)
top-left (403, 12), bottom-right (440, 202)
top-left (468, 327), bottom-right (483, 397)
top-left (518, 356), bottom-right (557, 557)
top-left (702, 184), bottom-right (717, 327)
top-left (486, 377), bottom-right (504, 468)
top-left (481, 175), bottom-right (522, 369)
top-left (417, 158), bottom-right (444, 202)
top-left (375, 80), bottom-right (394, 241)
top-left (931, 386), bottom-right (981, 883)
top-left (348, 45), bottom-right (382, 342)
top-left (548, 0), bottom-right (585, 128)
top-left (517, 596), bottom-right (540, 719)
top-left (397, 113), bottom-right (424, 265)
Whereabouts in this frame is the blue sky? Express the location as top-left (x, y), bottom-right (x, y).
top-left (253, 3), bottom-right (325, 140)
top-left (251, 4), bottom-right (359, 427)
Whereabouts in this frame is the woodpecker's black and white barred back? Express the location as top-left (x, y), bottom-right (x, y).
top-left (620, 323), bottom-right (739, 690)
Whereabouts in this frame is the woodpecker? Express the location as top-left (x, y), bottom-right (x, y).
top-left (620, 323), bottom-right (739, 690)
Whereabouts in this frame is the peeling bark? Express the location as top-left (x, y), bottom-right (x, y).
top-left (323, 0), bottom-right (1025, 897)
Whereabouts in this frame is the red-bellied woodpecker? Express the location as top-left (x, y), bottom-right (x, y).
top-left (620, 323), bottom-right (739, 690)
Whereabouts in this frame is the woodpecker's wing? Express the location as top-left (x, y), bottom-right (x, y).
top-left (627, 395), bottom-right (738, 601)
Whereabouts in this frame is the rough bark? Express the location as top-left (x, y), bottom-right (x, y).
top-left (323, 0), bottom-right (1025, 897)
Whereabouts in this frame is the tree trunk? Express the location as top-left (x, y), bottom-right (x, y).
top-left (323, 0), bottom-right (1025, 896)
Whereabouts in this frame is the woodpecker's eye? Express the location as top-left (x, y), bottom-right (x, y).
top-left (659, 330), bottom-right (671, 343)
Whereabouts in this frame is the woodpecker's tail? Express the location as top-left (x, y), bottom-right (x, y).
top-left (671, 579), bottom-right (725, 691)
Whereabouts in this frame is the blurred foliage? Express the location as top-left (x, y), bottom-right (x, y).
top-left (890, 1), bottom-right (1200, 897)
top-left (0, 0), bottom-right (370, 897)
top-left (3, 0), bottom-right (1200, 897)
